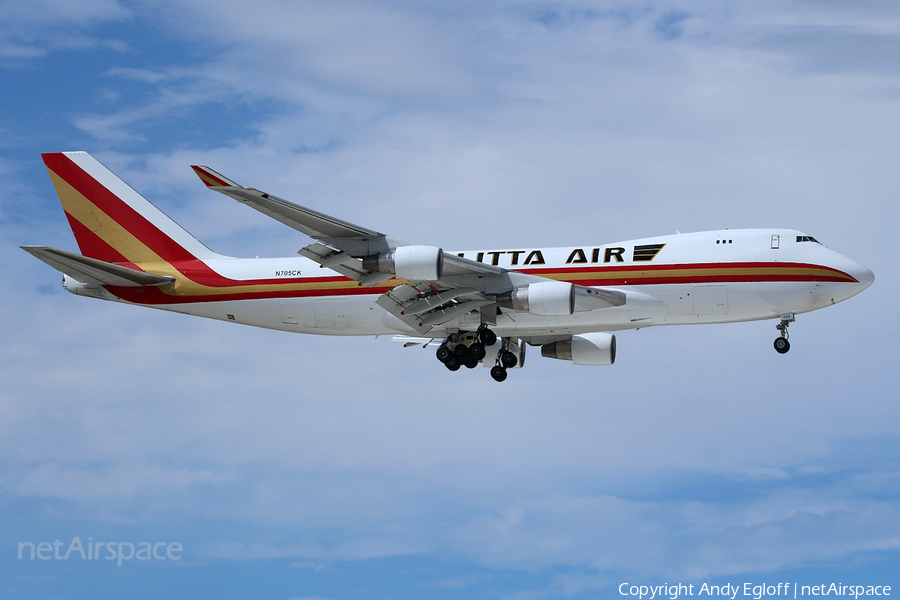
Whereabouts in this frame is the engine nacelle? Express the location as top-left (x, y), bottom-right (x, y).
top-left (541, 332), bottom-right (616, 365)
top-left (496, 281), bottom-right (574, 316)
top-left (362, 245), bottom-right (443, 281)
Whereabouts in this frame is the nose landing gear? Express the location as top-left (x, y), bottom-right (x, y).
top-left (774, 313), bottom-right (794, 354)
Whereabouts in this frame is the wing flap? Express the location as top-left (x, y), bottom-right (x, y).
top-left (297, 243), bottom-right (395, 287)
top-left (377, 283), bottom-right (494, 334)
top-left (377, 284), bottom-right (430, 332)
top-left (401, 287), bottom-right (482, 315)
top-left (21, 246), bottom-right (176, 287)
top-left (419, 299), bottom-right (493, 328)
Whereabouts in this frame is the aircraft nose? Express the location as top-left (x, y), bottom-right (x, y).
top-left (851, 262), bottom-right (875, 291)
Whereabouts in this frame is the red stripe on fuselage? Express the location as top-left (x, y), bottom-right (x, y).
top-left (108, 280), bottom-right (399, 304)
top-left (526, 261), bottom-right (856, 284)
top-left (103, 260), bottom-right (857, 305)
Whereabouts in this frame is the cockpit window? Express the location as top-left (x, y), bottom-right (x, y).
top-left (796, 235), bottom-right (820, 243)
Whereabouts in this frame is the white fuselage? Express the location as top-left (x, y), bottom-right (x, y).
top-left (95, 228), bottom-right (871, 344)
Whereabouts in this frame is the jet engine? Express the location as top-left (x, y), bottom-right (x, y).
top-left (362, 245), bottom-right (444, 281)
top-left (541, 332), bottom-right (616, 365)
top-left (496, 281), bottom-right (575, 316)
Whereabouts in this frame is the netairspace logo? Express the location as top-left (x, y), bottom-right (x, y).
top-left (18, 537), bottom-right (182, 567)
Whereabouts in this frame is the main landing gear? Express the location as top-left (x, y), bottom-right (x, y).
top-left (435, 326), bottom-right (517, 382)
top-left (489, 338), bottom-right (519, 382)
top-left (774, 313), bottom-right (794, 354)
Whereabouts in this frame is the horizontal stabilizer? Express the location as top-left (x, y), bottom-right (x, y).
top-left (21, 246), bottom-right (175, 287)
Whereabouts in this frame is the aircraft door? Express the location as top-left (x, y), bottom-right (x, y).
top-left (314, 298), bottom-right (350, 330)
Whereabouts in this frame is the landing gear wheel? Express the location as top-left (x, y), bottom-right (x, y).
top-left (478, 328), bottom-right (497, 346)
top-left (500, 351), bottom-right (518, 369)
top-left (445, 356), bottom-right (461, 371)
top-left (453, 344), bottom-right (471, 360)
top-left (774, 313), bottom-right (794, 355)
top-left (490, 366), bottom-right (508, 382)
top-left (469, 343), bottom-right (486, 361)
top-left (436, 345), bottom-right (452, 363)
top-left (464, 358), bottom-right (479, 369)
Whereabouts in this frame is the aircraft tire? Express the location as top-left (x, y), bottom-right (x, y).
top-left (445, 356), bottom-right (461, 371)
top-left (774, 338), bottom-right (791, 354)
top-left (464, 358), bottom-right (479, 369)
top-left (490, 366), bottom-right (508, 382)
top-left (500, 351), bottom-right (518, 369)
top-left (469, 343), bottom-right (486, 360)
top-left (436, 345), bottom-right (452, 363)
top-left (454, 344), bottom-right (471, 360)
top-left (479, 329), bottom-right (497, 346)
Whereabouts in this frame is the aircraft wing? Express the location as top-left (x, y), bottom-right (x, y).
top-left (21, 246), bottom-right (175, 287)
top-left (191, 165), bottom-right (408, 257)
top-left (192, 165), bottom-right (624, 334)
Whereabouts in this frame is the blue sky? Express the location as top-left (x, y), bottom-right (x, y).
top-left (1, 1), bottom-right (898, 599)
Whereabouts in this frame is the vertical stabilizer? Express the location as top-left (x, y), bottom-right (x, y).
top-left (42, 151), bottom-right (217, 263)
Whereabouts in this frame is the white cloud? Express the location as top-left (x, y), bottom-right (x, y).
top-left (106, 67), bottom-right (171, 84)
top-left (0, 0), bottom-right (130, 61)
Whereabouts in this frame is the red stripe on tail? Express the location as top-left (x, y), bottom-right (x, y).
top-left (43, 152), bottom-right (200, 264)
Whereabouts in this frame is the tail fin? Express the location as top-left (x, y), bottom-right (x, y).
top-left (42, 151), bottom-right (216, 264)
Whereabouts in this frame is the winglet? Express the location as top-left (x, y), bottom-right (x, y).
top-left (191, 165), bottom-right (239, 188)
